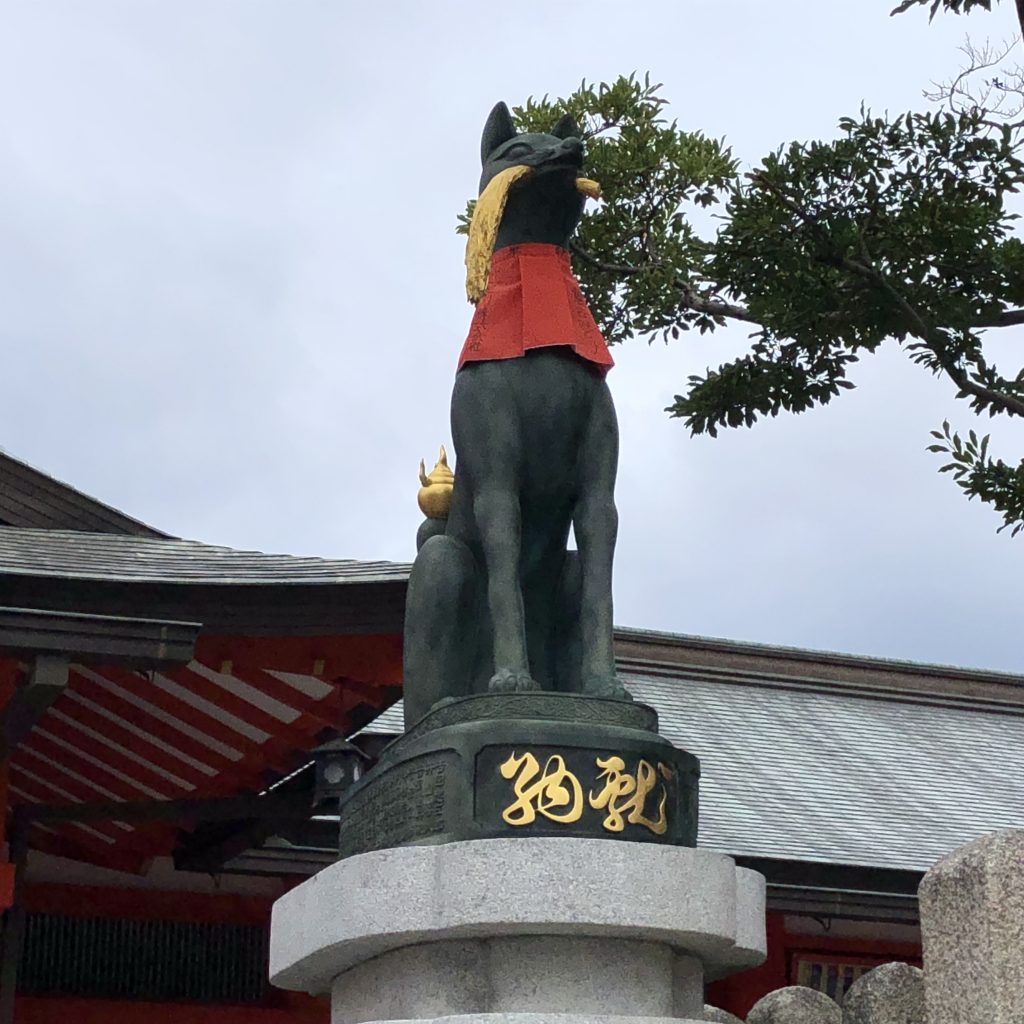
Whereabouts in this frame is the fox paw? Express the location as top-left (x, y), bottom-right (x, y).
top-left (489, 668), bottom-right (540, 693)
top-left (582, 675), bottom-right (633, 701)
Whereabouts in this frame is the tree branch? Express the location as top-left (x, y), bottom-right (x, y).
top-left (569, 242), bottom-right (650, 277)
top-left (924, 35), bottom-right (1024, 125)
top-left (973, 307), bottom-right (1024, 327)
top-left (942, 360), bottom-right (1024, 416)
top-left (569, 242), bottom-right (757, 324)
top-left (748, 170), bottom-right (1024, 418)
top-left (747, 172), bottom-right (825, 234)
top-left (675, 281), bottom-right (758, 323)
top-left (844, 251), bottom-right (1024, 417)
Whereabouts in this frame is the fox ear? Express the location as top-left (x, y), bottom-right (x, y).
top-left (481, 101), bottom-right (516, 163)
top-left (551, 113), bottom-right (580, 140)
top-left (548, 113), bottom-right (581, 140)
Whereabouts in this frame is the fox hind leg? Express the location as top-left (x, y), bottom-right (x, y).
top-left (401, 534), bottom-right (481, 729)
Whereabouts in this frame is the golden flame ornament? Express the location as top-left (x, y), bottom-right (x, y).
top-left (464, 168), bottom-right (603, 303)
top-left (418, 446), bottom-right (455, 519)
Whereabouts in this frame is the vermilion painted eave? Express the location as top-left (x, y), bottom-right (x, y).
top-left (0, 631), bottom-right (403, 873)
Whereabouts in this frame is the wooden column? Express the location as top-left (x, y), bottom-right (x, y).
top-left (0, 657), bottom-right (66, 1023)
top-left (0, 654), bottom-right (69, 760)
top-left (0, 659), bottom-right (19, 912)
top-left (0, 813), bottom-right (29, 1024)
top-left (0, 665), bottom-right (22, 1024)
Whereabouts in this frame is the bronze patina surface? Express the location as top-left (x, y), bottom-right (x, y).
top-left (337, 692), bottom-right (699, 860)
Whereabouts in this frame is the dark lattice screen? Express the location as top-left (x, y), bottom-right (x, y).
top-left (18, 913), bottom-right (269, 1003)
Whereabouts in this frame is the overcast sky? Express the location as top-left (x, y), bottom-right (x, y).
top-left (3, 0), bottom-right (1024, 674)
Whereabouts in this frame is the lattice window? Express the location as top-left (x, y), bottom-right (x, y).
top-left (18, 913), bottom-right (269, 1004)
top-left (792, 954), bottom-right (875, 1005)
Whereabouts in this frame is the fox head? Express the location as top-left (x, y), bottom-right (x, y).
top-left (479, 101), bottom-right (586, 252)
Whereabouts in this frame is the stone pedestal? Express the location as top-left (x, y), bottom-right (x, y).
top-left (270, 837), bottom-right (766, 1024)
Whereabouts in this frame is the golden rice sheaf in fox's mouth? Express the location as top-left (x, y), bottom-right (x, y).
top-left (465, 164), bottom-right (602, 303)
top-left (520, 159), bottom-right (582, 183)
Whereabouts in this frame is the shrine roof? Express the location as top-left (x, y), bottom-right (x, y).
top-left (0, 523), bottom-right (408, 872)
top-left (2, 631), bottom-right (403, 873)
top-left (625, 669), bottom-right (1024, 874)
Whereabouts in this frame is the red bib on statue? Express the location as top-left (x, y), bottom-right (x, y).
top-left (458, 243), bottom-right (614, 372)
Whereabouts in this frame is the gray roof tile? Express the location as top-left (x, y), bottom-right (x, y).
top-left (626, 672), bottom-right (1024, 872)
top-left (0, 527), bottom-right (411, 586)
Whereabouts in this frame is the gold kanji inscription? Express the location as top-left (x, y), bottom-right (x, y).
top-left (588, 756), bottom-right (673, 835)
top-left (499, 751), bottom-right (584, 826)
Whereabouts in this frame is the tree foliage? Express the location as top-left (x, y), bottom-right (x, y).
top-left (458, 1), bottom-right (1024, 534)
top-left (892, 0), bottom-right (995, 18)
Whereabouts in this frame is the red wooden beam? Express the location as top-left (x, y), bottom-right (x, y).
top-left (68, 670), bottom-right (235, 775)
top-left (0, 865), bottom-right (13, 911)
top-left (38, 700), bottom-right (200, 793)
top-left (9, 754), bottom-right (180, 855)
top-left (171, 664), bottom-right (303, 741)
top-left (24, 713), bottom-right (177, 800)
top-left (24, 826), bottom-right (148, 875)
top-left (195, 634), bottom-right (402, 684)
top-left (99, 667), bottom-right (258, 763)
top-left (7, 772), bottom-right (125, 847)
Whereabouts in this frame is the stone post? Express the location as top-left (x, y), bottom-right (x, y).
top-left (703, 1006), bottom-right (745, 1023)
top-left (918, 829), bottom-right (1024, 1024)
top-left (746, 986), bottom-right (841, 1024)
top-left (841, 962), bottom-right (923, 1024)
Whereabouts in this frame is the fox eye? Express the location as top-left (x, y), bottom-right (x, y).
top-left (501, 143), bottom-right (531, 160)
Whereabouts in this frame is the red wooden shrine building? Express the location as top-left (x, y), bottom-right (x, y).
top-left (1, 449), bottom-right (1023, 1021)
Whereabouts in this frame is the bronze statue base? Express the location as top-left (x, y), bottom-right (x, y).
top-left (336, 692), bottom-right (699, 860)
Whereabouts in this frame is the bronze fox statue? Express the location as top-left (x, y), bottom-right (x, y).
top-left (402, 101), bottom-right (630, 729)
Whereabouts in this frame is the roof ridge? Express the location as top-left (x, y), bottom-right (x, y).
top-left (615, 624), bottom-right (1024, 689)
